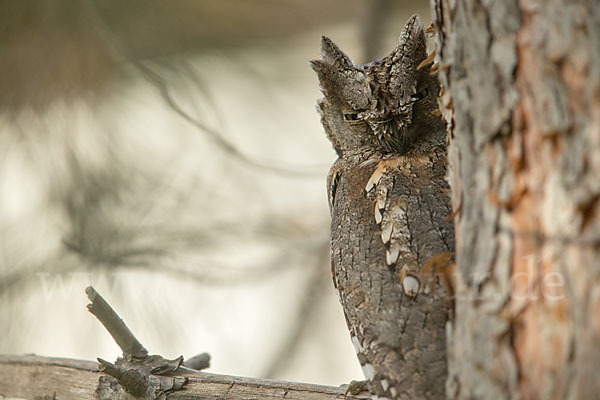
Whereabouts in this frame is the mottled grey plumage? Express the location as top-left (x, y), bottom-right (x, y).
top-left (312, 15), bottom-right (454, 399)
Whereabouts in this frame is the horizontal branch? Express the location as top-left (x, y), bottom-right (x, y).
top-left (0, 354), bottom-right (369, 400)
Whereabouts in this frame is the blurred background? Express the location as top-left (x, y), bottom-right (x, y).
top-left (0, 0), bottom-right (430, 386)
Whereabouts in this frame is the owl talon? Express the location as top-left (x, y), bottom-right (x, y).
top-left (343, 379), bottom-right (369, 399)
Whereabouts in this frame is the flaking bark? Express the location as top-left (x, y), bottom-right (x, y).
top-left (432, 0), bottom-right (600, 398)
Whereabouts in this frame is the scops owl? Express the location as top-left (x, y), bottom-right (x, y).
top-left (311, 15), bottom-right (454, 400)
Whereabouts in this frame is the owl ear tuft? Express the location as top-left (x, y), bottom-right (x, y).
top-left (309, 59), bottom-right (328, 75)
top-left (310, 59), bottom-right (334, 94)
top-left (397, 14), bottom-right (423, 53)
top-left (385, 14), bottom-right (427, 98)
top-left (320, 36), bottom-right (355, 71)
top-left (311, 37), bottom-right (371, 109)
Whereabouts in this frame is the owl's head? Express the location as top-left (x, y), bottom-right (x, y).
top-left (311, 15), bottom-right (443, 158)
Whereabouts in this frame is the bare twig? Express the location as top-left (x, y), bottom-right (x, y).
top-left (86, 286), bottom-right (148, 359)
top-left (86, 286), bottom-right (192, 397)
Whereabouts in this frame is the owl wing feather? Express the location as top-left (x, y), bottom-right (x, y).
top-left (329, 148), bottom-right (452, 400)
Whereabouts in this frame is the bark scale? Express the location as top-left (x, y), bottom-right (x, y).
top-left (432, 0), bottom-right (600, 398)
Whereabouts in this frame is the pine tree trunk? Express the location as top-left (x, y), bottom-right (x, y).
top-left (431, 0), bottom-right (600, 398)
